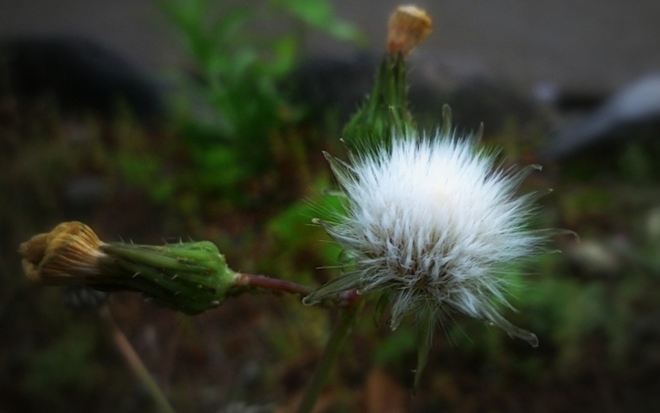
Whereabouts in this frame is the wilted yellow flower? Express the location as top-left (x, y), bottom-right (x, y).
top-left (20, 221), bottom-right (107, 284)
top-left (387, 5), bottom-right (432, 56)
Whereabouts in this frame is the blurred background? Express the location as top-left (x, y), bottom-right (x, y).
top-left (2, 1), bottom-right (660, 412)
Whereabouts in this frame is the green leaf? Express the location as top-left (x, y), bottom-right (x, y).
top-left (276, 0), bottom-right (333, 26)
top-left (270, 35), bottom-right (298, 77)
top-left (273, 0), bottom-right (366, 45)
top-left (211, 6), bottom-right (253, 43)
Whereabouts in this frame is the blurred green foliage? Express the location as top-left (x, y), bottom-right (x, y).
top-left (138, 0), bottom-right (365, 211)
top-left (25, 327), bottom-right (100, 406)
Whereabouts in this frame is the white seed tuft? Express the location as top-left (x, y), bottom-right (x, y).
top-left (312, 131), bottom-right (550, 346)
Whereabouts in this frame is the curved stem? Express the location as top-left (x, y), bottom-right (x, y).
top-left (296, 299), bottom-right (365, 413)
top-left (100, 306), bottom-right (176, 413)
top-left (233, 273), bottom-right (360, 307)
top-left (233, 273), bottom-right (314, 296)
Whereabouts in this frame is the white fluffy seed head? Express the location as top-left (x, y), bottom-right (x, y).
top-left (309, 130), bottom-right (549, 346)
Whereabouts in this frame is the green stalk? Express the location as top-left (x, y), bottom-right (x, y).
top-left (296, 299), bottom-right (365, 413)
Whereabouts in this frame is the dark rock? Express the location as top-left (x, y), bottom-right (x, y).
top-left (542, 75), bottom-right (660, 161)
top-left (0, 35), bottom-right (167, 122)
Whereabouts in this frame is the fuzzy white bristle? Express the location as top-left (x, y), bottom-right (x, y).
top-left (311, 131), bottom-right (548, 346)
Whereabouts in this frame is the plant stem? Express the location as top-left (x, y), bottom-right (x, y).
top-left (100, 306), bottom-right (176, 413)
top-left (234, 273), bottom-right (313, 296)
top-left (233, 273), bottom-right (359, 307)
top-left (296, 299), bottom-right (365, 413)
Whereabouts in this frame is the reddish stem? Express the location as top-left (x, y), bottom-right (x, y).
top-left (233, 273), bottom-right (360, 307)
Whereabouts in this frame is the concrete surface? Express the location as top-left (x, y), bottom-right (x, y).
top-left (0, 0), bottom-right (658, 95)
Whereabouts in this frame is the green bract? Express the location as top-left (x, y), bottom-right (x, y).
top-left (342, 53), bottom-right (416, 156)
top-left (100, 241), bottom-right (236, 315)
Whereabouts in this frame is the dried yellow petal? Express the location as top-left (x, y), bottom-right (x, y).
top-left (387, 5), bottom-right (432, 56)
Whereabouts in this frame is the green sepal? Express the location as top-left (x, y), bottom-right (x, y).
top-left (302, 269), bottom-right (361, 306)
top-left (413, 310), bottom-right (435, 394)
top-left (482, 304), bottom-right (539, 348)
top-left (322, 151), bottom-right (355, 185)
top-left (373, 291), bottom-right (392, 326)
top-left (98, 241), bottom-right (236, 315)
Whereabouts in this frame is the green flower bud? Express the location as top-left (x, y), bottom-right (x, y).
top-left (341, 5), bottom-right (432, 156)
top-left (101, 241), bottom-right (236, 315)
top-left (341, 53), bottom-right (414, 156)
